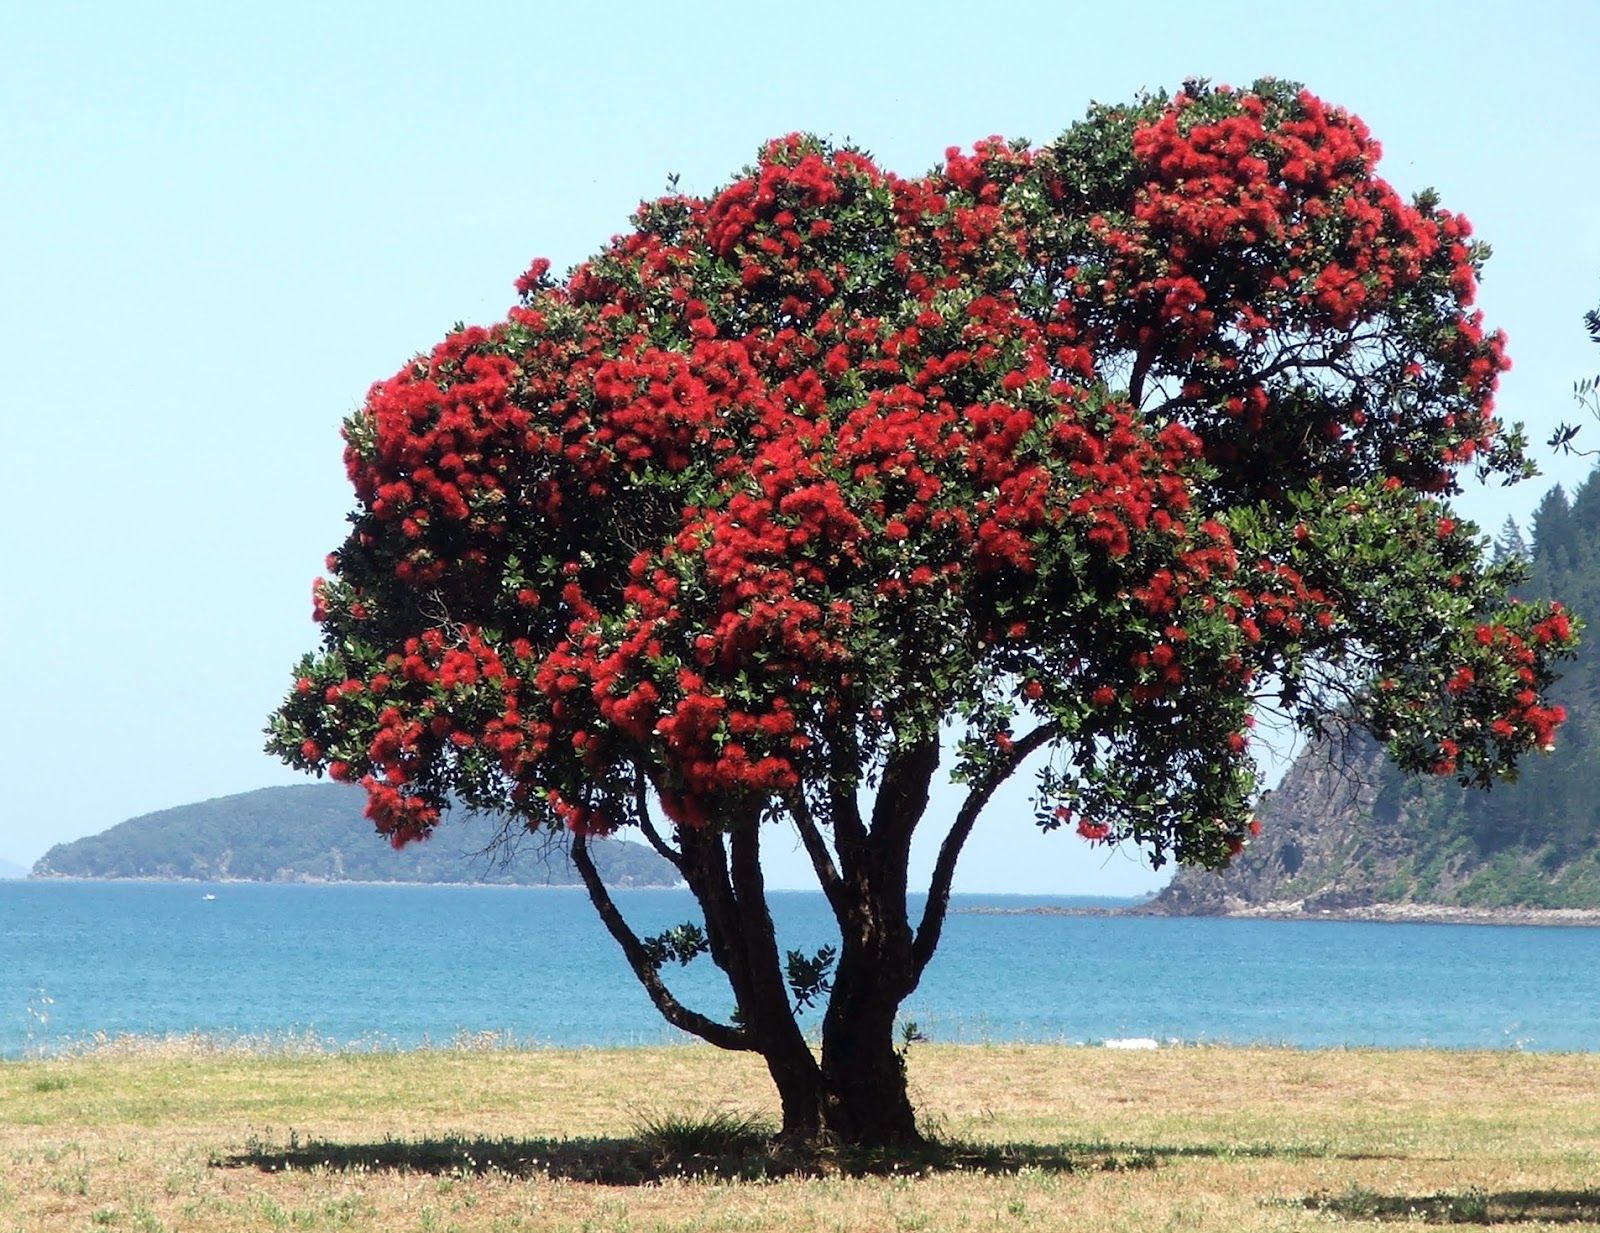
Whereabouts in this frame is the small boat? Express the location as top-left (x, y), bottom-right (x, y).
top-left (202, 893), bottom-right (216, 901)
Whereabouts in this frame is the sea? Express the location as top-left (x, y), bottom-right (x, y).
top-left (3, 881), bottom-right (1598, 1058)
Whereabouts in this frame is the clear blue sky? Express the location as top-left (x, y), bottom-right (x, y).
top-left (4, 1), bottom-right (1597, 894)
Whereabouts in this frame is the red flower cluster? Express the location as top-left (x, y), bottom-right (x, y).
top-left (1066, 87), bottom-right (1510, 496)
top-left (1473, 617), bottom-right (1572, 754)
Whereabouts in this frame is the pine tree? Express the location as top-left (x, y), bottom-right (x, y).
top-left (1494, 516), bottom-right (1530, 564)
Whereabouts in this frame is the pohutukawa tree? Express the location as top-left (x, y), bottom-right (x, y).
top-left (271, 80), bottom-right (1579, 1147)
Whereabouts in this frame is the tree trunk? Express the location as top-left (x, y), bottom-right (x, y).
top-left (811, 913), bottom-right (924, 1147)
top-left (577, 750), bottom-right (950, 1150)
top-left (818, 999), bottom-right (921, 1146)
top-left (765, 1047), bottom-right (827, 1141)
top-left (761, 1005), bottom-right (919, 1147)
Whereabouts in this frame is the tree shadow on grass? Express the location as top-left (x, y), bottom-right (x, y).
top-left (1059, 1139), bottom-right (1401, 1163)
top-left (219, 1129), bottom-right (1385, 1186)
top-left (1301, 1187), bottom-right (1600, 1225)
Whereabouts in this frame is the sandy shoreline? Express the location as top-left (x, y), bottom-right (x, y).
top-left (22, 879), bottom-right (1600, 925)
top-left (960, 901), bottom-right (1600, 927)
top-left (15, 874), bottom-right (680, 890)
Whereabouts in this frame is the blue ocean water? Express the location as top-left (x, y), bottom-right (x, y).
top-left (2, 881), bottom-right (1597, 1056)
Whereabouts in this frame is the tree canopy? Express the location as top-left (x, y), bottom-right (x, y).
top-left (269, 79), bottom-right (1578, 1145)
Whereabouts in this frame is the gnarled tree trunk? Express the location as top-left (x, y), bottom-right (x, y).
top-left (570, 729), bottom-right (1056, 1150)
top-left (817, 965), bottom-right (921, 1146)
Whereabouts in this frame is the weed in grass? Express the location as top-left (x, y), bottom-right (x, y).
top-left (629, 1105), bottom-right (775, 1158)
top-left (50, 1165), bottom-right (89, 1196)
top-left (23, 986), bottom-right (54, 1055)
top-left (450, 1029), bottom-right (517, 1053)
top-left (130, 1210), bottom-right (167, 1233)
top-left (38, 1025), bottom-right (465, 1061)
top-left (250, 1192), bottom-right (291, 1229)
top-left (161, 1162), bottom-right (203, 1197)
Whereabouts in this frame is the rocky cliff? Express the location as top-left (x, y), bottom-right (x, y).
top-left (1152, 467), bottom-right (1600, 919)
top-left (1149, 726), bottom-right (1600, 917)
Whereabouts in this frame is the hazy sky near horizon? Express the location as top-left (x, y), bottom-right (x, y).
top-left (4, 1), bottom-right (1597, 894)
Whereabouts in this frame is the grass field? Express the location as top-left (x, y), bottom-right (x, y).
top-left (2, 1040), bottom-right (1598, 1231)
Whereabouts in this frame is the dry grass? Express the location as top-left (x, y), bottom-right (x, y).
top-left (3, 1042), bottom-right (1599, 1231)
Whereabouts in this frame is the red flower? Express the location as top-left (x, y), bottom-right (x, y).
top-left (515, 257), bottom-right (552, 295)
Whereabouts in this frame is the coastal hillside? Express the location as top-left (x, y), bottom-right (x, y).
top-left (1154, 471), bottom-right (1600, 916)
top-left (31, 784), bottom-right (679, 887)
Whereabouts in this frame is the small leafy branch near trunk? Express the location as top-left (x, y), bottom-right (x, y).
top-left (1547, 303), bottom-right (1600, 457)
top-left (270, 79), bottom-right (1578, 1147)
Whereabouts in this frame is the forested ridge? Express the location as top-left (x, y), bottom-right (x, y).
top-left (31, 784), bottom-right (679, 886)
top-left (1156, 467), bottom-right (1600, 913)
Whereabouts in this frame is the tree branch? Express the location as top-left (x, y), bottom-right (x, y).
top-left (786, 792), bottom-right (848, 925)
top-left (1147, 333), bottom-right (1381, 421)
top-left (825, 724), bottom-right (869, 879)
top-left (865, 736), bottom-right (942, 949)
top-left (570, 832), bottom-right (750, 1051)
top-left (728, 818), bottom-right (812, 1026)
top-left (677, 827), bottom-right (746, 976)
top-left (912, 722), bottom-right (1061, 977)
top-left (868, 736), bottom-right (941, 848)
top-left (1128, 342), bottom-right (1155, 410)
top-left (632, 766), bottom-right (682, 871)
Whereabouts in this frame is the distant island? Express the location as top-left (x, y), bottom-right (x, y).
top-left (31, 783), bottom-right (680, 887)
top-left (0, 857), bottom-right (26, 880)
top-left (1150, 474), bottom-right (1600, 923)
